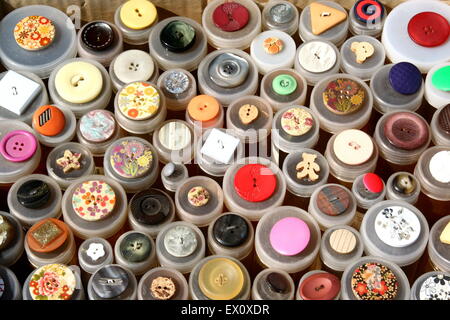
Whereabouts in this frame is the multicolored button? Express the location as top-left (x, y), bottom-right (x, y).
top-left (120, 0), bottom-right (157, 30)
top-left (238, 104), bottom-right (258, 125)
top-left (187, 95), bottom-right (220, 122)
top-left (408, 12), bottom-right (450, 48)
top-left (109, 139), bottom-right (153, 179)
top-left (164, 71), bottom-right (190, 94)
top-left (432, 66), bottom-right (450, 92)
top-left (233, 164), bottom-right (277, 202)
top-left (32, 105), bottom-right (66, 137)
top-left (392, 173), bottom-right (416, 195)
top-left (29, 264), bottom-right (76, 300)
top-left (329, 228), bottom-right (357, 254)
top-left (298, 41), bottom-right (337, 73)
top-left (158, 122), bottom-right (192, 151)
top-left (263, 37), bottom-right (283, 55)
top-left (14, 16), bottom-right (55, 51)
top-left (270, 217), bottom-right (310, 256)
top-left (81, 21), bottom-right (115, 51)
top-left (118, 82), bottom-right (160, 120)
top-left (389, 62), bottom-right (422, 95)
top-left (151, 277), bottom-right (176, 300)
top-left (323, 79), bottom-right (365, 115)
top-left (80, 110), bottom-right (116, 143)
top-left (71, 180), bottom-right (116, 221)
top-left (300, 272), bottom-right (340, 300)
top-left (333, 129), bottom-right (373, 166)
top-left (316, 185), bottom-right (350, 216)
top-left (212, 2), bottom-right (249, 32)
top-left (160, 20), bottom-right (196, 53)
top-left (56, 150), bottom-right (82, 173)
top-left (272, 74), bottom-right (297, 96)
top-left (383, 112), bottom-right (429, 150)
top-left (27, 218), bottom-right (68, 253)
top-left (310, 2), bottom-right (347, 36)
top-left (164, 225), bottom-right (197, 258)
top-left (419, 274), bottom-right (450, 300)
top-left (429, 151), bottom-right (450, 184)
top-left (351, 262), bottom-right (399, 300)
top-left (187, 186), bottom-right (210, 207)
top-left (280, 108), bottom-right (313, 136)
top-left (353, 0), bottom-right (384, 24)
top-left (296, 153), bottom-right (320, 182)
top-left (0, 130), bottom-right (37, 162)
top-left (0, 215), bottom-right (15, 251)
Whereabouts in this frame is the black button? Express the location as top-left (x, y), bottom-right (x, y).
top-left (92, 265), bottom-right (129, 299)
top-left (119, 232), bottom-right (152, 263)
top-left (81, 21), bottom-right (115, 51)
top-left (130, 189), bottom-right (171, 225)
top-left (17, 180), bottom-right (50, 209)
top-left (160, 20), bottom-right (196, 53)
top-left (265, 272), bottom-right (289, 294)
top-left (213, 214), bottom-right (249, 247)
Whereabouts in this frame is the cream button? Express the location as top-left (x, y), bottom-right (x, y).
top-left (113, 50), bottom-right (154, 84)
top-left (120, 0), bottom-right (157, 30)
top-left (55, 61), bottom-right (103, 104)
top-left (333, 129), bottom-right (373, 165)
top-left (429, 150), bottom-right (450, 183)
top-left (298, 41), bottom-right (337, 73)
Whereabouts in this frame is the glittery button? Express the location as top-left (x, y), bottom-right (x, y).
top-left (29, 264), bottom-right (76, 300)
top-left (323, 79), bottom-right (365, 115)
top-left (79, 110), bottom-right (116, 143)
top-left (263, 37), bottom-right (283, 55)
top-left (27, 218), bottom-right (68, 253)
top-left (14, 16), bottom-right (55, 51)
top-left (389, 62), bottom-right (422, 95)
top-left (160, 20), bottom-right (196, 53)
top-left (383, 112), bottom-right (429, 150)
top-left (151, 277), bottom-right (176, 300)
top-left (280, 108), bottom-right (313, 136)
top-left (351, 262), bottom-right (399, 300)
top-left (353, 0), bottom-right (384, 24)
top-left (296, 152), bottom-right (320, 182)
top-left (419, 274), bottom-right (450, 300)
top-left (0, 215), bottom-right (15, 251)
top-left (429, 151), bottom-right (450, 184)
top-left (164, 225), bottom-right (197, 257)
top-left (56, 150), bottom-right (82, 173)
top-left (119, 232), bottom-right (152, 263)
top-left (329, 228), bottom-right (357, 254)
top-left (438, 105), bottom-right (450, 135)
top-left (109, 139), bottom-right (153, 179)
top-left (272, 74), bottom-right (297, 96)
top-left (238, 104), bottom-right (259, 125)
top-left (164, 71), bottom-right (189, 94)
top-left (212, 2), bottom-right (250, 32)
top-left (269, 3), bottom-right (295, 24)
top-left (118, 82), bottom-right (160, 120)
top-left (432, 66), bottom-right (450, 92)
top-left (316, 185), bottom-right (350, 216)
top-left (187, 186), bottom-right (210, 207)
top-left (393, 173), bottom-right (416, 195)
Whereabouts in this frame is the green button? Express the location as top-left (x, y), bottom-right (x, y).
top-left (432, 66), bottom-right (450, 92)
top-left (272, 74), bottom-right (297, 95)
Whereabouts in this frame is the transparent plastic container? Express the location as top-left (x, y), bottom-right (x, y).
top-left (87, 264), bottom-right (137, 300)
top-left (410, 271), bottom-right (450, 300)
top-left (348, 0), bottom-right (386, 37)
top-left (351, 173), bottom-right (386, 210)
top-left (425, 62), bottom-right (450, 109)
top-left (262, 0), bottom-right (299, 36)
top-left (0, 266), bottom-right (22, 300)
top-left (33, 105), bottom-right (76, 147)
top-left (157, 69), bottom-right (197, 111)
top-left (428, 216), bottom-right (450, 272)
top-left (185, 96), bottom-right (224, 134)
top-left (296, 270), bottom-right (341, 300)
top-left (385, 171), bottom-right (421, 205)
top-left (0, 212), bottom-right (24, 267)
top-left (78, 237), bottom-right (114, 275)
top-left (431, 105), bottom-right (450, 147)
top-left (138, 267), bottom-right (189, 300)
top-left (252, 268), bottom-right (295, 300)
top-left (161, 162), bottom-right (189, 192)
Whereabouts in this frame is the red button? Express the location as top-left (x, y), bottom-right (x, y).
top-left (408, 12), bottom-right (450, 48)
top-left (212, 2), bottom-right (249, 32)
top-left (0, 130), bottom-right (37, 162)
top-left (363, 173), bottom-right (384, 193)
top-left (233, 164), bottom-right (277, 202)
top-left (299, 273), bottom-right (341, 300)
top-left (383, 112), bottom-right (429, 150)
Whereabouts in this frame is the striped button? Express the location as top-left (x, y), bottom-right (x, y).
top-left (329, 228), bottom-right (356, 254)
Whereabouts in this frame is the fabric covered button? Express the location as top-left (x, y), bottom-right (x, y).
top-left (29, 264), bottom-right (76, 300)
top-left (113, 50), bottom-right (154, 84)
top-left (119, 232), bottom-right (152, 263)
top-left (389, 62), bottom-right (422, 95)
top-left (120, 0), bottom-right (157, 30)
top-left (0, 130), bottom-right (37, 162)
top-left (187, 95), bottom-right (220, 122)
top-left (300, 272), bottom-right (341, 300)
top-left (363, 173), bottom-right (384, 193)
top-left (323, 78), bottom-right (365, 115)
top-left (333, 129), bottom-right (373, 165)
top-left (130, 189), bottom-right (171, 225)
top-left (0, 215), bottom-right (15, 251)
top-left (212, 2), bottom-right (250, 32)
top-left (158, 122), bottom-right (191, 151)
top-left (429, 150), bottom-right (450, 184)
top-left (17, 179), bottom-right (51, 209)
top-left (164, 225), bottom-right (197, 258)
top-left (14, 16), bottom-right (55, 51)
top-left (316, 185), bottom-right (350, 216)
top-left (187, 186), bottom-right (210, 207)
top-left (383, 112), bottom-right (429, 150)
top-left (280, 107), bottom-right (313, 136)
top-left (151, 276), bottom-right (176, 300)
top-left (27, 218), bottom-right (68, 253)
top-left (233, 164), bottom-right (277, 202)
top-left (92, 265), bottom-right (129, 299)
top-left (163, 70), bottom-right (190, 94)
top-left (269, 217), bottom-right (310, 256)
top-left (109, 139), bottom-right (153, 179)
top-left (329, 228), bottom-right (356, 254)
top-left (160, 20), bottom-right (196, 53)
top-left (310, 2), bottom-right (347, 36)
top-left (431, 66), bottom-right (450, 92)
top-left (118, 82), bottom-right (160, 120)
top-left (408, 12), bottom-right (450, 48)
top-left (353, 0), bottom-right (384, 24)
top-left (81, 21), bottom-right (115, 51)
top-left (79, 110), bottom-right (116, 143)
top-left (32, 105), bottom-right (66, 137)
top-left (298, 41), bottom-right (337, 73)
top-left (213, 214), bottom-right (249, 248)
top-left (351, 262), bottom-right (399, 300)
top-left (209, 53), bottom-right (249, 88)
top-left (272, 74), bottom-right (297, 96)
top-left (419, 274), bottom-right (450, 300)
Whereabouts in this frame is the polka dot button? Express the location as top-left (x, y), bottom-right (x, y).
top-left (363, 173), bottom-right (384, 193)
top-left (212, 2), bottom-right (250, 32)
top-left (187, 95), bottom-right (220, 122)
top-left (269, 217), bottom-right (310, 256)
top-left (114, 50), bottom-right (154, 84)
top-left (118, 82), bottom-right (160, 120)
top-left (408, 12), bottom-right (450, 48)
top-left (120, 0), bottom-right (157, 30)
top-left (81, 21), bottom-right (115, 51)
top-left (333, 129), bottom-right (373, 166)
top-left (280, 108), bottom-right (314, 136)
top-left (298, 41), bottom-right (337, 73)
top-left (316, 185), bottom-right (350, 216)
top-left (233, 164), bottom-right (277, 202)
top-left (272, 74), bottom-right (297, 96)
top-left (389, 62), bottom-right (422, 95)
top-left (0, 130), bottom-right (37, 162)
top-left (383, 112), bottom-right (429, 150)
top-left (354, 0), bottom-right (384, 24)
top-left (32, 105), bottom-right (66, 137)
top-left (14, 16), bottom-right (55, 51)
top-left (300, 273), bottom-right (341, 300)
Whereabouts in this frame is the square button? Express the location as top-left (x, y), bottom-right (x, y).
top-left (0, 71), bottom-right (41, 116)
top-left (201, 129), bottom-right (240, 165)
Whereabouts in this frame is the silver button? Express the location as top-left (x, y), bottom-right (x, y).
top-left (270, 3), bottom-right (294, 25)
top-left (164, 225), bottom-right (197, 257)
top-left (164, 71), bottom-right (190, 95)
top-left (209, 53), bottom-right (249, 88)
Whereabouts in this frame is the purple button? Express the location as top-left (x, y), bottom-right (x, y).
top-left (388, 62), bottom-right (422, 95)
top-left (269, 217), bottom-right (310, 256)
top-left (0, 130), bottom-right (37, 162)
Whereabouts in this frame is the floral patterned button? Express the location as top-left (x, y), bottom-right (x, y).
top-left (29, 264), bottom-right (76, 300)
top-left (351, 262), bottom-right (399, 300)
top-left (263, 37), bottom-right (283, 55)
top-left (79, 110), bottom-right (116, 143)
top-left (419, 274), bottom-right (450, 300)
top-left (72, 180), bottom-right (116, 222)
top-left (187, 186), bottom-right (210, 207)
top-left (323, 79), bottom-right (365, 115)
top-left (118, 82), bottom-right (160, 120)
top-left (280, 108), bottom-right (314, 136)
top-left (109, 140), bottom-right (153, 179)
top-left (14, 16), bottom-right (55, 51)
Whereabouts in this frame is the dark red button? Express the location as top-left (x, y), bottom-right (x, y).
top-left (408, 12), bottom-right (450, 48)
top-left (363, 173), bottom-right (384, 193)
top-left (299, 273), bottom-right (341, 300)
top-left (383, 112), bottom-right (429, 150)
top-left (233, 164), bottom-right (277, 202)
top-left (316, 186), bottom-right (350, 216)
top-left (212, 2), bottom-right (249, 32)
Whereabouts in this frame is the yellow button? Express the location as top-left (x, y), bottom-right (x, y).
top-left (198, 257), bottom-right (244, 300)
top-left (120, 0), bottom-right (158, 30)
top-left (55, 61), bottom-right (103, 104)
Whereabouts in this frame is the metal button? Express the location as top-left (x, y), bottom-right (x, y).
top-left (209, 53), bottom-right (249, 88)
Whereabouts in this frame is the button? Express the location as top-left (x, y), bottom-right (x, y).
top-left (187, 95), bottom-right (220, 122)
top-left (118, 82), bottom-right (160, 120)
top-left (263, 37), bottom-right (284, 55)
top-left (392, 173), bottom-right (416, 195)
top-left (269, 3), bottom-right (295, 25)
top-left (56, 150), bottom-right (82, 173)
top-left (298, 41), bottom-right (337, 73)
top-left (86, 242), bottom-right (106, 262)
top-left (272, 74), bottom-right (297, 96)
top-left (81, 21), bottom-right (115, 51)
top-left (296, 152), bottom-right (320, 182)
top-left (280, 108), bottom-right (313, 136)
top-left (130, 189), bottom-right (171, 225)
top-left (363, 173), bottom-right (384, 193)
top-left (29, 264), bottom-right (76, 300)
top-left (300, 272), bottom-right (340, 300)
top-left (80, 110), bottom-right (116, 143)
top-left (162, 162), bottom-right (176, 177)
top-left (27, 218), bottom-right (69, 253)
top-left (92, 265), bottom-right (129, 299)
top-left (419, 274), bottom-right (450, 300)
top-left (265, 272), bottom-right (289, 294)
top-left (429, 150), bottom-right (450, 183)
top-left (200, 128), bottom-right (240, 165)
top-left (212, 2), bottom-right (249, 32)
top-left (109, 139), bottom-right (153, 179)
top-left (316, 185), bottom-right (350, 216)
top-left (351, 262), bottom-right (399, 300)
top-left (0, 276), bottom-right (4, 299)
top-left (14, 16), bottom-right (55, 51)
top-left (351, 41), bottom-right (374, 64)
top-left (164, 70), bottom-right (189, 94)
top-left (164, 225), bottom-right (197, 257)
top-left (17, 179), bottom-right (51, 209)
top-left (209, 53), bottom-right (249, 88)
top-left (55, 61), bottom-right (103, 104)
top-left (213, 214), bottom-right (249, 248)
top-left (113, 50), bottom-right (154, 84)
top-left (151, 277), bottom-right (176, 300)
top-left (389, 62), bottom-right (422, 95)
top-left (233, 164), bottom-right (277, 202)
top-left (270, 217), bottom-right (310, 256)
top-left (160, 20), bottom-right (196, 53)
top-left (329, 228), bottom-right (357, 254)
top-left (333, 129), bottom-right (373, 165)
top-left (32, 105), bottom-right (66, 137)
top-left (310, 2), bottom-right (347, 36)
top-left (238, 104), bottom-right (259, 125)
top-left (383, 112), bottom-right (429, 150)
top-left (323, 79), bottom-right (365, 115)
top-left (408, 12), bottom-right (450, 48)
top-left (158, 122), bottom-right (191, 151)
top-left (0, 130), bottom-right (37, 162)
top-left (0, 215), bottom-right (15, 251)
top-left (71, 180), bottom-right (116, 221)
top-left (440, 222), bottom-right (450, 245)
top-left (353, 0), bottom-right (384, 24)
top-left (119, 232), bottom-right (152, 263)
top-left (198, 257), bottom-right (244, 300)
top-left (374, 205), bottom-right (421, 248)
top-left (438, 105), bottom-right (450, 135)
top-left (187, 186), bottom-right (210, 207)
top-left (120, 0), bottom-right (157, 30)
top-left (432, 66), bottom-right (450, 92)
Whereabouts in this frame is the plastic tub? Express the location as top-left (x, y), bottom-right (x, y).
top-left (428, 215), bottom-right (450, 272)
top-left (157, 69), bottom-right (197, 111)
top-left (431, 104), bottom-right (450, 147)
top-left (351, 173), bottom-right (386, 210)
top-left (0, 212), bottom-right (24, 267)
top-left (78, 237), bottom-right (114, 275)
top-left (161, 162), bottom-right (189, 192)
top-left (425, 63), bottom-right (450, 109)
top-left (262, 0), bottom-right (299, 36)
top-left (87, 264), bottom-right (137, 300)
top-left (138, 267), bottom-right (189, 300)
top-left (348, 0), bottom-right (386, 37)
top-left (410, 271), bottom-right (450, 300)
top-left (296, 270), bottom-right (341, 300)
top-left (385, 171), bottom-right (421, 205)
top-left (252, 268), bottom-right (295, 300)
top-left (0, 266), bottom-right (22, 300)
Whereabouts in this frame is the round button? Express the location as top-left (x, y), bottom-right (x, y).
top-left (329, 228), bottom-right (357, 254)
top-left (113, 50), bottom-right (154, 84)
top-left (408, 12), bottom-right (450, 48)
top-left (333, 129), bottom-right (374, 165)
top-left (81, 21), bottom-right (115, 51)
top-left (0, 215), bottom-right (15, 251)
top-left (298, 41), bottom-right (337, 73)
top-left (187, 186), bottom-right (210, 207)
top-left (80, 110), bottom-right (116, 143)
top-left (29, 264), bottom-right (76, 300)
top-left (209, 53), bottom-right (249, 88)
top-left (109, 139), bottom-right (153, 179)
top-left (363, 173), bottom-right (384, 193)
top-left (388, 62), bottom-right (422, 95)
top-left (269, 3), bottom-right (295, 25)
top-left (419, 274), bottom-right (450, 300)
top-left (0, 130), bottom-right (37, 162)
top-left (432, 66), bottom-right (450, 92)
top-left (272, 74), bottom-right (297, 96)
top-left (212, 2), bottom-right (249, 32)
top-left (55, 61), bottom-right (103, 104)
top-left (354, 0), bottom-right (384, 24)
top-left (162, 162), bottom-right (176, 177)
top-left (158, 121), bottom-right (192, 151)
top-left (27, 218), bottom-right (69, 253)
top-left (130, 189), bottom-right (171, 225)
top-left (213, 214), bottom-right (249, 248)
top-left (164, 225), bottom-right (197, 258)
top-left (198, 257), bottom-right (244, 300)
top-left (316, 185), bottom-right (350, 216)
top-left (160, 20), bottom-right (196, 53)
top-left (92, 265), bottom-right (129, 299)
top-left (187, 95), bottom-right (220, 122)
top-left (17, 179), bottom-right (51, 209)
top-left (393, 173), bottom-right (416, 195)
top-left (323, 79), bottom-right (365, 115)
top-left (429, 151), bottom-right (450, 184)
top-left (119, 232), bottom-right (152, 263)
top-left (151, 277), bottom-right (176, 300)
top-left (164, 70), bottom-right (190, 94)
top-left (383, 112), bottom-right (429, 150)
top-left (265, 272), bottom-right (289, 294)
top-left (280, 108), bottom-right (313, 136)
top-left (71, 180), bottom-right (116, 222)
top-left (233, 164), bottom-right (277, 202)
top-left (32, 105), bottom-right (66, 137)
top-left (120, 0), bottom-right (157, 30)
top-left (270, 217), bottom-right (310, 256)
top-left (14, 16), bottom-right (55, 51)
top-left (118, 82), bottom-right (160, 120)
top-left (300, 273), bottom-right (341, 300)
top-left (351, 262), bottom-right (399, 300)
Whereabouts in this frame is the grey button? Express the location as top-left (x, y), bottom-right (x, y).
top-left (119, 232), bottom-right (152, 263)
top-left (162, 162), bottom-right (176, 177)
top-left (164, 225), bottom-right (197, 258)
top-left (164, 71), bottom-right (190, 95)
top-left (209, 53), bottom-right (249, 88)
top-left (270, 3), bottom-right (294, 25)
top-left (92, 265), bottom-right (129, 299)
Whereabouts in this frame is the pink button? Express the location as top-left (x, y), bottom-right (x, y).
top-left (269, 217), bottom-right (310, 256)
top-left (0, 130), bottom-right (37, 162)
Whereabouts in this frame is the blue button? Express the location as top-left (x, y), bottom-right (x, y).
top-left (388, 62), bottom-right (422, 95)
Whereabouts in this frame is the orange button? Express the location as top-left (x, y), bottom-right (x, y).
top-left (187, 95), bottom-right (220, 122)
top-left (27, 218), bottom-right (69, 253)
top-left (32, 105), bottom-right (66, 137)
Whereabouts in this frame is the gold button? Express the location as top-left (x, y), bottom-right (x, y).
top-left (120, 0), bottom-right (158, 30)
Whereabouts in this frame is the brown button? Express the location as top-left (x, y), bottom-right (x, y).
top-left (299, 272), bottom-right (341, 300)
top-left (316, 185), bottom-right (350, 216)
top-left (27, 218), bottom-right (69, 253)
top-left (438, 105), bottom-right (450, 135)
top-left (383, 112), bottom-right (429, 150)
top-left (32, 105), bottom-right (66, 137)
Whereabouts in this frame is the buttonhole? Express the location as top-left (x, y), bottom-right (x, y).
top-left (135, 8), bottom-right (142, 17)
top-left (253, 178), bottom-right (257, 188)
top-left (320, 12), bottom-right (331, 17)
top-left (315, 284), bottom-right (325, 291)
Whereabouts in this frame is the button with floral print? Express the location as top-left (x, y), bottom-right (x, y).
top-left (14, 16), bottom-right (55, 51)
top-left (29, 264), bottom-right (76, 300)
top-left (79, 110), bottom-right (116, 143)
top-left (109, 139), bottom-right (153, 179)
top-left (351, 262), bottom-right (398, 300)
top-left (118, 81), bottom-right (160, 120)
top-left (187, 186), bottom-right (210, 207)
top-left (71, 180), bottom-right (116, 222)
top-left (263, 37), bottom-right (283, 55)
top-left (419, 274), bottom-right (450, 300)
top-left (27, 218), bottom-right (69, 253)
top-left (280, 108), bottom-right (313, 136)
top-left (56, 150), bottom-right (82, 173)
top-left (323, 79), bottom-right (365, 115)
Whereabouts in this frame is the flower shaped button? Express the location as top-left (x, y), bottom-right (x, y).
top-left (323, 79), bottom-right (365, 115)
top-left (29, 264), bottom-right (76, 301)
top-left (280, 108), bottom-right (313, 136)
top-left (86, 242), bottom-right (106, 261)
top-left (71, 180), bottom-right (116, 222)
top-left (110, 139), bottom-right (153, 179)
top-left (351, 262), bottom-right (398, 300)
top-left (187, 186), bottom-right (210, 207)
top-left (118, 82), bottom-right (160, 120)
top-left (14, 16), bottom-right (55, 51)
top-left (79, 110), bottom-right (116, 143)
top-left (263, 37), bottom-right (283, 55)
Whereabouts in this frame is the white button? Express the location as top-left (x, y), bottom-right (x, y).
top-left (0, 71), bottom-right (41, 115)
top-left (298, 41), bottom-right (337, 73)
top-left (333, 129), bottom-right (373, 165)
top-left (429, 150), bottom-right (450, 183)
top-left (158, 121), bottom-right (191, 151)
top-left (200, 128), bottom-right (240, 165)
top-left (113, 50), bottom-right (154, 84)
